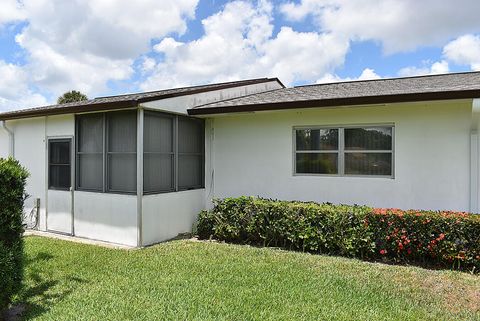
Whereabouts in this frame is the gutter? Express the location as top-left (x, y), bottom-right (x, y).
top-left (0, 120), bottom-right (14, 157)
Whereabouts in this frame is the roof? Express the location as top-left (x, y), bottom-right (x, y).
top-left (188, 71), bottom-right (480, 115)
top-left (0, 78), bottom-right (282, 121)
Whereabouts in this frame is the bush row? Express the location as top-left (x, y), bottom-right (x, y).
top-left (197, 197), bottom-right (480, 272)
top-left (0, 158), bottom-right (29, 313)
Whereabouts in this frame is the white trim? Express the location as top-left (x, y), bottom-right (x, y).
top-left (470, 98), bottom-right (480, 213)
top-left (136, 107), bottom-right (144, 247)
top-left (470, 131), bottom-right (478, 212)
top-left (45, 135), bottom-right (74, 235)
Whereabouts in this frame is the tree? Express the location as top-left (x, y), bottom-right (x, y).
top-left (57, 90), bottom-right (88, 104)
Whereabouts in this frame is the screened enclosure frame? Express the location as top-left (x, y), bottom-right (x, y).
top-left (143, 110), bottom-right (205, 195)
top-left (75, 108), bottom-right (205, 196)
top-left (293, 124), bottom-right (395, 178)
top-left (75, 110), bottom-right (138, 195)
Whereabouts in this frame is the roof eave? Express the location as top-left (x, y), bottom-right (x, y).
top-left (0, 100), bottom-right (138, 121)
top-left (187, 90), bottom-right (480, 116)
top-left (0, 77), bottom-right (284, 121)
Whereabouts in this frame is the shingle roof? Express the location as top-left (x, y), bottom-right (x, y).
top-left (0, 78), bottom-right (281, 120)
top-left (188, 72), bottom-right (480, 115)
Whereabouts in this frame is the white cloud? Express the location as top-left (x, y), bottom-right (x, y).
top-left (398, 60), bottom-right (449, 77)
top-left (0, 0), bottom-right (25, 25)
top-left (281, 0), bottom-right (480, 54)
top-left (316, 68), bottom-right (381, 84)
top-left (8, 0), bottom-right (198, 100)
top-left (443, 34), bottom-right (480, 70)
top-left (0, 60), bottom-right (47, 111)
top-left (141, 57), bottom-right (157, 73)
top-left (141, 0), bottom-right (349, 90)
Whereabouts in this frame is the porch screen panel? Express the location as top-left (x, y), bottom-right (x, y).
top-left (107, 111), bottom-right (137, 193)
top-left (76, 114), bottom-right (104, 191)
top-left (178, 117), bottom-right (205, 190)
top-left (144, 112), bottom-right (174, 193)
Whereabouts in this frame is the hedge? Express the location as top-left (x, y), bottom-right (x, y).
top-left (198, 197), bottom-right (480, 272)
top-left (0, 158), bottom-right (29, 313)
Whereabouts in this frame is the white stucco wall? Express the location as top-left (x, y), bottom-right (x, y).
top-left (7, 118), bottom-right (48, 229)
top-left (74, 192), bottom-right (138, 246)
top-left (210, 100), bottom-right (473, 212)
top-left (141, 80), bottom-right (283, 114)
top-left (142, 189), bottom-right (205, 246)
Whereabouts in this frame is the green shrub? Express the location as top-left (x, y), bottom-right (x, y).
top-left (0, 158), bottom-right (29, 313)
top-left (198, 197), bottom-right (480, 272)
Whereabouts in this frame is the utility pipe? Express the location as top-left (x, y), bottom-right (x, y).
top-left (0, 120), bottom-right (14, 157)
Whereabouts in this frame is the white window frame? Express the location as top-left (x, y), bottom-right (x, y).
top-left (293, 124), bottom-right (395, 178)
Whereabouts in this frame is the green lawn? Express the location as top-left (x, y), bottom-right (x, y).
top-left (14, 236), bottom-right (479, 320)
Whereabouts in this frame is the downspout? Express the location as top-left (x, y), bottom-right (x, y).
top-left (470, 98), bottom-right (480, 213)
top-left (0, 120), bottom-right (14, 157)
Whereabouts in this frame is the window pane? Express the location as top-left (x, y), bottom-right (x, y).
top-left (49, 165), bottom-right (70, 189)
top-left (144, 113), bottom-right (173, 153)
top-left (77, 114), bottom-right (103, 153)
top-left (108, 111), bottom-right (137, 153)
top-left (144, 154), bottom-right (174, 192)
top-left (345, 127), bottom-right (392, 150)
top-left (345, 153), bottom-right (392, 176)
top-left (49, 140), bottom-right (71, 190)
top-left (296, 153), bottom-right (338, 174)
top-left (108, 154), bottom-right (136, 192)
top-left (178, 155), bottom-right (203, 189)
top-left (296, 129), bottom-right (338, 151)
top-left (50, 141), bottom-right (70, 164)
top-left (78, 154), bottom-right (103, 190)
top-left (178, 117), bottom-right (204, 154)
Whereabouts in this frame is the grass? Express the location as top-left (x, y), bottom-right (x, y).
top-left (13, 236), bottom-right (480, 320)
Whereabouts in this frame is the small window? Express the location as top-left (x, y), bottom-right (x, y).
top-left (294, 126), bottom-right (393, 177)
top-left (344, 127), bottom-right (392, 176)
top-left (295, 129), bottom-right (339, 174)
top-left (49, 139), bottom-right (71, 190)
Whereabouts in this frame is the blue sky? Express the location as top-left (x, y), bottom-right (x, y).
top-left (0, 0), bottom-right (479, 111)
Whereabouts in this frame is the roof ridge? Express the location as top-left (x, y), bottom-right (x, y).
top-left (295, 71), bottom-right (480, 89)
top-left (94, 77), bottom-right (275, 100)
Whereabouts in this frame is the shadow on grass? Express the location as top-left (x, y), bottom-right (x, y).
top-left (5, 252), bottom-right (87, 321)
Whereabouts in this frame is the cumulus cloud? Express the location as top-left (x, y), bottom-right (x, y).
top-left (7, 0), bottom-right (198, 100)
top-left (316, 68), bottom-right (381, 83)
top-left (0, 60), bottom-right (47, 111)
top-left (443, 34), bottom-right (480, 70)
top-left (280, 0), bottom-right (480, 53)
top-left (398, 60), bottom-right (449, 77)
top-left (2, 0), bottom-right (480, 111)
top-left (141, 0), bottom-right (349, 89)
top-left (0, 0), bottom-right (25, 25)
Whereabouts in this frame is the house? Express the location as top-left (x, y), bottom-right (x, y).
top-left (1, 72), bottom-right (479, 247)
